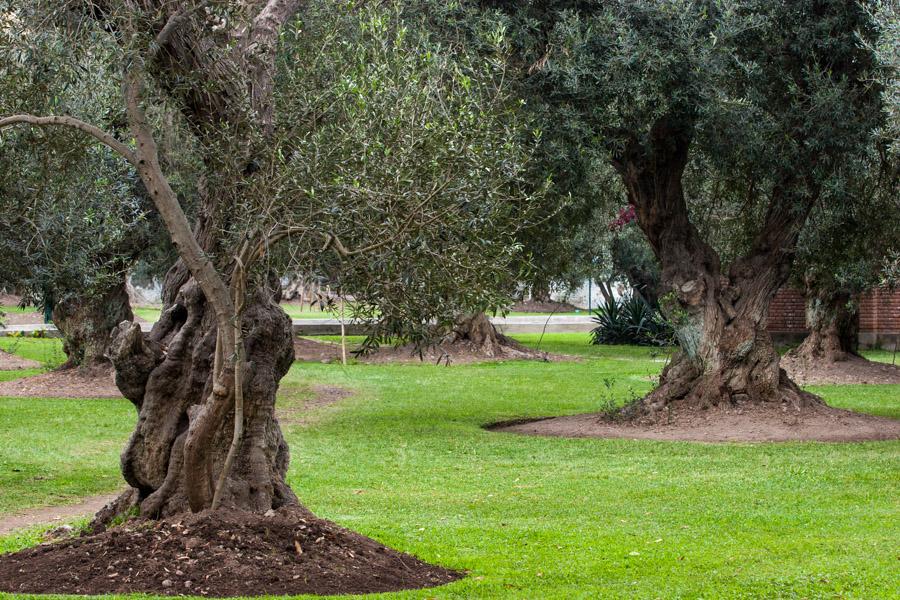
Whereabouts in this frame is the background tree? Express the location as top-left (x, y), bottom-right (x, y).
top-left (0, 0), bottom-right (538, 520)
top-left (492, 0), bottom-right (884, 417)
top-left (0, 26), bottom-right (173, 368)
top-left (785, 148), bottom-right (900, 363)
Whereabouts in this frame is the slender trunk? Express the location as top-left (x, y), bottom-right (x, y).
top-left (52, 276), bottom-right (133, 369)
top-left (789, 290), bottom-right (859, 362)
top-left (106, 262), bottom-right (296, 518)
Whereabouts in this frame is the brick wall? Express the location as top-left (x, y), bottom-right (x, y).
top-left (767, 287), bottom-right (900, 347)
top-left (859, 288), bottom-right (900, 333)
top-left (766, 288), bottom-right (807, 333)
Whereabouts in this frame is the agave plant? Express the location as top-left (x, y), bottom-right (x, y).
top-left (591, 294), bottom-right (675, 347)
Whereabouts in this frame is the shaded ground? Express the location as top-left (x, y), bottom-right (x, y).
top-left (0, 494), bottom-right (120, 537)
top-left (0, 349), bottom-right (40, 371)
top-left (294, 336), bottom-right (555, 365)
top-left (781, 353), bottom-right (900, 385)
top-left (490, 401), bottom-right (900, 443)
top-left (0, 507), bottom-right (460, 597)
top-left (0, 364), bottom-right (121, 398)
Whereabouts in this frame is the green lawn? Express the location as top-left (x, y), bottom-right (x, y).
top-left (0, 305), bottom-right (38, 315)
top-left (0, 335), bottom-right (898, 598)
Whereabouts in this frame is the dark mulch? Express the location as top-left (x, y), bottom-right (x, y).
top-left (0, 507), bottom-right (461, 597)
top-left (489, 400), bottom-right (900, 443)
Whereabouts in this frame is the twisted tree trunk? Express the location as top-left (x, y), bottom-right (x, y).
top-left (107, 264), bottom-right (296, 518)
top-left (52, 277), bottom-right (133, 369)
top-left (445, 312), bottom-right (514, 357)
top-left (789, 290), bottom-right (859, 363)
top-left (616, 121), bottom-right (819, 419)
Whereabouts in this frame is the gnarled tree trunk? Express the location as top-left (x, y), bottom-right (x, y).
top-left (616, 121), bottom-right (819, 419)
top-left (445, 312), bottom-right (512, 357)
top-left (106, 263), bottom-right (297, 518)
top-left (53, 277), bottom-right (133, 370)
top-left (789, 290), bottom-right (859, 363)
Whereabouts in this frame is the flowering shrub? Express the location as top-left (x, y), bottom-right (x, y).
top-left (608, 204), bottom-right (637, 232)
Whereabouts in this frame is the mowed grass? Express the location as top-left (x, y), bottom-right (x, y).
top-left (0, 335), bottom-right (897, 598)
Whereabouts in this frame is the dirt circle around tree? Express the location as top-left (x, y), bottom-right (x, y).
top-left (294, 335), bottom-right (559, 365)
top-left (780, 354), bottom-right (900, 385)
top-left (0, 507), bottom-right (461, 597)
top-left (0, 364), bottom-right (121, 397)
top-left (488, 401), bottom-right (900, 443)
top-left (0, 349), bottom-right (41, 371)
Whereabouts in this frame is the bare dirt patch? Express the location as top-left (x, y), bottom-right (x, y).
top-left (0, 507), bottom-right (461, 597)
top-left (490, 401), bottom-right (900, 443)
top-left (0, 493), bottom-right (121, 537)
top-left (0, 349), bottom-right (40, 371)
top-left (278, 384), bottom-right (355, 426)
top-left (294, 336), bottom-right (559, 365)
top-left (781, 354), bottom-right (900, 385)
top-left (0, 364), bottom-right (121, 398)
top-left (0, 311), bottom-right (44, 326)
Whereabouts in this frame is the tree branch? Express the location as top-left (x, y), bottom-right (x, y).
top-left (0, 114), bottom-right (137, 167)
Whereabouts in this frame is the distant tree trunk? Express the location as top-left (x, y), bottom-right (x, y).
top-left (616, 121), bottom-right (819, 419)
top-left (789, 290), bottom-right (859, 362)
top-left (443, 312), bottom-right (522, 357)
top-left (52, 276), bottom-right (133, 369)
top-left (529, 279), bottom-right (552, 303)
top-left (107, 261), bottom-right (297, 518)
top-left (612, 237), bottom-right (660, 308)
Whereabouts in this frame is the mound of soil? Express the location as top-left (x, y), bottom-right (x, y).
top-left (509, 299), bottom-right (579, 314)
top-left (780, 354), bottom-right (900, 385)
top-left (490, 401), bottom-right (900, 443)
top-left (0, 349), bottom-right (40, 371)
top-left (0, 364), bottom-right (121, 398)
top-left (0, 507), bottom-right (460, 597)
top-left (294, 336), bottom-right (553, 365)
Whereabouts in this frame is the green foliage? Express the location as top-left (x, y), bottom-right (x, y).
top-left (0, 10), bottom-right (173, 311)
top-left (264, 1), bottom-right (544, 349)
top-left (591, 295), bottom-right (674, 347)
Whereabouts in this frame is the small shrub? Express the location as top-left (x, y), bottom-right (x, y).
top-left (590, 295), bottom-right (675, 346)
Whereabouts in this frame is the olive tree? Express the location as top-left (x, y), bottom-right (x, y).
top-left (494, 0), bottom-right (884, 417)
top-left (0, 0), bottom-right (536, 518)
top-left (786, 149), bottom-right (899, 363)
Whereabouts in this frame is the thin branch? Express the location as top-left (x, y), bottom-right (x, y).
top-left (0, 114), bottom-right (137, 167)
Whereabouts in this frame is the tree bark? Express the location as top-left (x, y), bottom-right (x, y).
top-left (790, 290), bottom-right (860, 363)
top-left (529, 280), bottom-right (551, 303)
top-left (614, 120), bottom-right (819, 419)
top-left (52, 276), bottom-right (133, 370)
top-left (107, 263), bottom-right (297, 518)
top-left (445, 312), bottom-right (523, 358)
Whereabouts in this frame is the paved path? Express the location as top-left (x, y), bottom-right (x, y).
top-left (2, 315), bottom-right (595, 337)
top-left (0, 493), bottom-right (120, 536)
